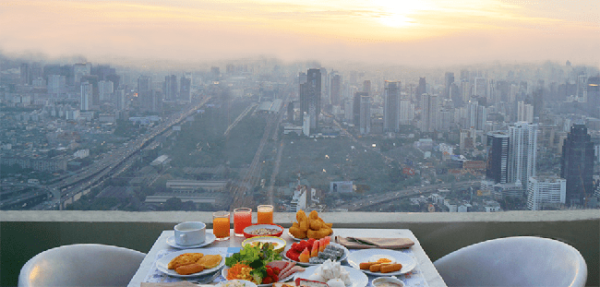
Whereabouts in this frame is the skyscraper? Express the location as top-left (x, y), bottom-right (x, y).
top-left (444, 72), bottom-right (454, 99)
top-left (420, 93), bottom-right (439, 132)
top-left (561, 123), bottom-right (595, 206)
top-left (299, 69), bottom-right (321, 129)
top-left (353, 92), bottom-right (366, 126)
top-left (80, 82), bottom-right (92, 111)
top-left (587, 76), bottom-right (600, 118)
top-left (399, 100), bottom-right (414, 125)
top-left (137, 76), bottom-right (150, 97)
top-left (486, 131), bottom-right (510, 184)
top-left (508, 122), bottom-right (538, 188)
top-left (164, 75), bottom-right (178, 101)
top-left (360, 95), bottom-right (371, 135)
top-left (98, 80), bottom-right (114, 102)
top-left (417, 77), bottom-right (426, 98)
top-left (330, 74), bottom-right (341, 106)
top-left (517, 101), bottom-right (534, 123)
top-left (383, 81), bottom-right (400, 132)
top-left (363, 80), bottom-right (371, 94)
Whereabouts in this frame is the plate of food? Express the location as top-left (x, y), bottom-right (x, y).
top-left (283, 237), bottom-right (348, 266)
top-left (288, 210), bottom-right (333, 241)
top-left (224, 242), bottom-right (305, 285)
top-left (156, 248), bottom-right (225, 277)
top-left (244, 224), bottom-right (284, 238)
top-left (293, 259), bottom-right (368, 287)
top-left (242, 236), bottom-right (287, 254)
top-left (347, 249), bottom-right (416, 276)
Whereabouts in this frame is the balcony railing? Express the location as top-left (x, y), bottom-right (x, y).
top-left (1, 210), bottom-right (598, 287)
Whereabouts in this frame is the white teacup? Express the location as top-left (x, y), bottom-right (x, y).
top-left (174, 221), bottom-right (206, 246)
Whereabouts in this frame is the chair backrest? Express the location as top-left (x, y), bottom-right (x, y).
top-left (434, 236), bottom-right (587, 287)
top-left (18, 244), bottom-right (145, 287)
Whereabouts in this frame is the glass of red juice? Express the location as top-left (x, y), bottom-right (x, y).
top-left (234, 207), bottom-right (252, 236)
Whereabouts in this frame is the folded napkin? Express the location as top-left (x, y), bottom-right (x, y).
top-left (335, 236), bottom-right (414, 249)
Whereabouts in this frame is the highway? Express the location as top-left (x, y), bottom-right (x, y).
top-left (27, 96), bottom-right (212, 210)
top-left (336, 180), bottom-right (480, 211)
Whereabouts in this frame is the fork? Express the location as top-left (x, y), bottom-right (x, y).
top-left (189, 270), bottom-right (221, 285)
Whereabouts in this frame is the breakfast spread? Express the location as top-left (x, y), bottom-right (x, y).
top-left (289, 210), bottom-right (333, 239)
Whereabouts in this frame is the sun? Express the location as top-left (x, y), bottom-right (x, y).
top-left (371, 0), bottom-right (431, 28)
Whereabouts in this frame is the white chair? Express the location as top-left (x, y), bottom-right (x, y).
top-left (434, 236), bottom-right (587, 287)
top-left (19, 244), bottom-right (145, 287)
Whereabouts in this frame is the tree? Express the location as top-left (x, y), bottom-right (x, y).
top-left (164, 197), bottom-right (182, 210)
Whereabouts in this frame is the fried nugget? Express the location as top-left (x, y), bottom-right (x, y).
top-left (197, 254), bottom-right (222, 269)
top-left (289, 226), bottom-right (307, 239)
top-left (309, 218), bottom-right (322, 230)
top-left (308, 210), bottom-right (319, 220)
top-left (369, 264), bottom-right (382, 272)
top-left (168, 253), bottom-right (204, 270)
top-left (175, 263), bottom-right (204, 275)
top-left (381, 264), bottom-right (403, 273)
top-left (360, 262), bottom-right (377, 270)
top-left (296, 210), bottom-right (307, 223)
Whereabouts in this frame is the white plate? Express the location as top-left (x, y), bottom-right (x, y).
top-left (347, 249), bottom-right (416, 276)
top-left (156, 248), bottom-right (226, 278)
top-left (282, 243), bottom-right (349, 266)
top-left (222, 266), bottom-right (295, 287)
top-left (294, 265), bottom-right (368, 287)
top-left (216, 279), bottom-right (258, 287)
top-left (242, 236), bottom-right (287, 253)
top-left (166, 233), bottom-right (217, 249)
top-left (287, 230), bottom-right (334, 241)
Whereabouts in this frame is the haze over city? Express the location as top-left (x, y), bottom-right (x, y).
top-left (1, 0), bottom-right (599, 67)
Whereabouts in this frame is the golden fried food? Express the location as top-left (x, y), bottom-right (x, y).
top-left (309, 218), bottom-right (322, 230)
top-left (291, 209), bottom-right (333, 239)
top-left (289, 226), bottom-right (307, 239)
top-left (168, 253), bottom-right (204, 270)
top-left (360, 262), bottom-right (377, 270)
top-left (175, 263), bottom-right (205, 275)
top-left (369, 264), bottom-right (382, 272)
top-left (381, 264), bottom-right (403, 273)
top-left (292, 222), bottom-right (300, 229)
top-left (296, 210), bottom-right (307, 222)
top-left (197, 254), bottom-right (222, 269)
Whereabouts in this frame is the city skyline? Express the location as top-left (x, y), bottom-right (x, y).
top-left (1, 0), bottom-right (599, 67)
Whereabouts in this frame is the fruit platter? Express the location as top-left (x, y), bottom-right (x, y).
top-left (283, 236), bottom-right (348, 266)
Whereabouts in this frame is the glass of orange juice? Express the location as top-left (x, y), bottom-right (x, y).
top-left (213, 211), bottom-right (230, 241)
top-left (234, 207), bottom-right (252, 237)
top-left (257, 205), bottom-right (273, 224)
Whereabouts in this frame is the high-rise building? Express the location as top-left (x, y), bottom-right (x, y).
top-left (137, 76), bottom-right (150, 96)
top-left (80, 82), bottom-right (92, 111)
top-left (527, 176), bottom-right (566, 210)
top-left (466, 99), bottom-right (487, 130)
top-left (399, 100), bottom-right (414, 125)
top-left (48, 75), bottom-right (66, 96)
top-left (180, 76), bottom-right (191, 102)
top-left (420, 93), bottom-right (439, 132)
top-left (20, 63), bottom-right (31, 85)
top-left (363, 80), bottom-right (371, 95)
top-left (299, 69), bottom-right (321, 129)
top-left (417, 77), bottom-right (427, 98)
top-left (360, 95), bottom-right (371, 135)
top-left (444, 72), bottom-right (454, 99)
top-left (353, 92), bottom-right (366, 126)
top-left (330, 74), bottom-right (342, 106)
top-left (98, 80), bottom-right (114, 102)
top-left (164, 75), bottom-right (178, 101)
top-left (486, 131), bottom-right (510, 184)
top-left (474, 77), bottom-right (488, 98)
top-left (508, 122), bottom-right (538, 188)
top-left (517, 101), bottom-right (534, 123)
top-left (383, 81), bottom-right (400, 132)
top-left (561, 123), bottom-right (595, 206)
top-left (587, 76), bottom-right (600, 118)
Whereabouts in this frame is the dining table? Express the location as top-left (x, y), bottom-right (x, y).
top-left (128, 228), bottom-right (448, 287)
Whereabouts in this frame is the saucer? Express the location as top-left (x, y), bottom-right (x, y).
top-left (167, 232), bottom-right (216, 249)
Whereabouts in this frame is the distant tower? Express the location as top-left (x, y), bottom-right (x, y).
top-left (444, 72), bottom-right (454, 99)
top-left (486, 131), bottom-right (510, 184)
top-left (417, 77), bottom-right (427, 98)
top-left (517, 101), bottom-right (534, 123)
top-left (360, 94), bottom-right (371, 135)
top-left (363, 80), bottom-right (372, 95)
top-left (330, 74), bottom-right (342, 106)
top-left (164, 75), bottom-right (178, 101)
top-left (299, 69), bottom-right (321, 129)
top-left (420, 93), bottom-right (439, 132)
top-left (352, 92), bottom-right (363, 126)
top-left (561, 123), bottom-right (595, 206)
top-left (508, 122), bottom-right (538, 188)
top-left (180, 76), bottom-right (191, 102)
top-left (527, 176), bottom-right (566, 210)
top-left (80, 82), bottom-right (92, 111)
top-left (587, 76), bottom-right (600, 118)
top-left (383, 81), bottom-right (400, 132)
top-left (137, 76), bottom-right (150, 96)
top-left (20, 63), bottom-right (31, 85)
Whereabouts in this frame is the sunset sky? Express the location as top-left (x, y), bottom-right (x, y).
top-left (1, 0), bottom-right (598, 67)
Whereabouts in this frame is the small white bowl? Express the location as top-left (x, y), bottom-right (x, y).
top-left (372, 276), bottom-right (405, 287)
top-left (216, 279), bottom-right (258, 287)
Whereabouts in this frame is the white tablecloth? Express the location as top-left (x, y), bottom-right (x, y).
top-left (128, 229), bottom-right (447, 287)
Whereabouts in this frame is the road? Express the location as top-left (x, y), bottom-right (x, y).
top-left (337, 180), bottom-right (480, 211)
